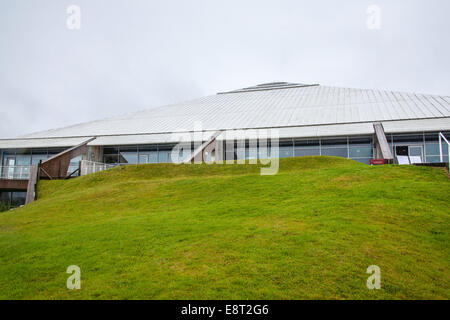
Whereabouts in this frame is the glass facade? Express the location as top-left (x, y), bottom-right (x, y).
top-left (102, 144), bottom-right (198, 164)
top-left (221, 136), bottom-right (373, 164)
top-left (1, 148), bottom-right (68, 167)
top-left (1, 131), bottom-right (449, 208)
top-left (0, 191), bottom-right (27, 208)
top-left (387, 131), bottom-right (450, 163)
top-left (0, 147), bottom-right (79, 178)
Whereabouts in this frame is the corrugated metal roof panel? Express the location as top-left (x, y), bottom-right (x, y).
top-left (89, 132), bottom-right (215, 146)
top-left (5, 85), bottom-right (449, 147)
top-left (382, 118), bottom-right (450, 133)
top-left (0, 137), bottom-right (92, 149)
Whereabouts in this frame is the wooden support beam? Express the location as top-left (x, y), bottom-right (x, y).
top-left (184, 131), bottom-right (222, 163)
top-left (25, 164), bottom-right (39, 204)
top-left (40, 137), bottom-right (96, 179)
top-left (373, 123), bottom-right (394, 163)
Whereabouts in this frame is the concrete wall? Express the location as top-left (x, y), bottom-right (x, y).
top-left (82, 146), bottom-right (103, 162)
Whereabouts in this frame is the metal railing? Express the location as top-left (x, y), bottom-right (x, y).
top-left (80, 160), bottom-right (117, 176)
top-left (439, 132), bottom-right (450, 163)
top-left (0, 166), bottom-right (33, 180)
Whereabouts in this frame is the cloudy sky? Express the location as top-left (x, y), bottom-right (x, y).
top-left (0, 0), bottom-right (449, 138)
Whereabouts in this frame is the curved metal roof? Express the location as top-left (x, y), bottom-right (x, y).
top-left (1, 83), bottom-right (449, 148)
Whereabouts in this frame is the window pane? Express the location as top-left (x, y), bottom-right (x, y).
top-left (104, 154), bottom-right (119, 164)
top-left (349, 146), bottom-right (372, 158)
top-left (118, 146), bottom-right (137, 164)
top-left (103, 147), bottom-right (119, 164)
top-left (16, 155), bottom-right (31, 166)
top-left (246, 147), bottom-right (258, 159)
top-left (321, 138), bottom-right (347, 147)
top-left (353, 158), bottom-right (371, 165)
top-left (0, 192), bottom-right (11, 205)
top-left (409, 147), bottom-right (423, 157)
top-left (158, 152), bottom-right (170, 163)
top-left (321, 147), bottom-right (348, 157)
top-left (31, 154), bottom-right (48, 165)
top-left (295, 139), bottom-right (319, 147)
top-left (294, 148), bottom-right (320, 157)
top-left (279, 146), bottom-right (293, 158)
top-left (279, 140), bottom-right (293, 147)
top-left (393, 134), bottom-right (423, 143)
top-left (236, 148), bottom-right (246, 160)
top-left (11, 192), bottom-right (26, 207)
top-left (426, 155), bottom-right (439, 163)
top-left (349, 137), bottom-right (372, 145)
top-left (425, 143), bottom-right (448, 155)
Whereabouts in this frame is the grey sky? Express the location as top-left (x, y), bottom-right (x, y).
top-left (0, 0), bottom-right (449, 139)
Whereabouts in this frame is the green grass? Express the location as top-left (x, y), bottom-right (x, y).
top-left (0, 202), bottom-right (10, 213)
top-left (0, 156), bottom-right (449, 299)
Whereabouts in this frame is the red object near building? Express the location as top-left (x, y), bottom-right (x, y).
top-left (370, 159), bottom-right (386, 165)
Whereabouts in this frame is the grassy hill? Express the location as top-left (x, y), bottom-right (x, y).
top-left (0, 156), bottom-right (448, 299)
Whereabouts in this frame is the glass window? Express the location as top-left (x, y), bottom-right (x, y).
top-left (295, 139), bottom-right (319, 147)
top-left (409, 146), bottom-right (423, 157)
top-left (0, 192), bottom-right (11, 205)
top-left (139, 153), bottom-right (158, 164)
top-left (235, 147), bottom-right (246, 160)
top-left (70, 155), bottom-right (82, 164)
top-left (138, 154), bottom-right (148, 164)
top-left (425, 143), bottom-right (448, 155)
top-left (47, 148), bottom-right (66, 158)
top-left (393, 134), bottom-right (423, 143)
top-left (321, 138), bottom-right (348, 147)
top-left (349, 137), bottom-right (372, 145)
top-left (119, 146), bottom-right (138, 164)
top-left (353, 158), bottom-right (371, 165)
top-left (158, 145), bottom-right (174, 163)
top-left (424, 133), bottom-right (439, 142)
top-left (279, 139), bottom-right (293, 147)
top-left (426, 155), bottom-right (448, 163)
top-left (158, 152), bottom-right (170, 163)
top-left (279, 146), bottom-right (293, 158)
top-left (103, 147), bottom-right (119, 164)
top-left (11, 192), bottom-right (26, 207)
top-left (246, 147), bottom-right (258, 160)
top-left (31, 154), bottom-right (48, 165)
top-left (321, 147), bottom-right (348, 157)
top-left (148, 152), bottom-right (158, 163)
top-left (294, 148), bottom-right (320, 157)
top-left (16, 154), bottom-right (31, 166)
top-left (104, 154), bottom-right (119, 164)
top-left (138, 145), bottom-right (158, 164)
top-left (349, 146), bottom-right (373, 158)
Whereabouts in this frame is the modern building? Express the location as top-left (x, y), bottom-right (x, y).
top-left (1, 82), bottom-right (449, 206)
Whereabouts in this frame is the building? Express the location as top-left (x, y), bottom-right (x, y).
top-left (1, 82), bottom-right (449, 206)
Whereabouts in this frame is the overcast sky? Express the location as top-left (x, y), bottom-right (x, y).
top-left (0, 0), bottom-right (449, 139)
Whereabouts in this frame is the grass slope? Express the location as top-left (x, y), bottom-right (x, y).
top-left (0, 156), bottom-right (448, 299)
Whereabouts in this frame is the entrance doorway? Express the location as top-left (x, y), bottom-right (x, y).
top-left (395, 145), bottom-right (424, 163)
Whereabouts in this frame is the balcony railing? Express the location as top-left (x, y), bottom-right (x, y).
top-left (439, 132), bottom-right (450, 163)
top-left (0, 166), bottom-right (33, 180)
top-left (80, 160), bottom-right (117, 176)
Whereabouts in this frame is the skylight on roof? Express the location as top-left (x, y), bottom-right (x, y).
top-left (218, 82), bottom-right (319, 94)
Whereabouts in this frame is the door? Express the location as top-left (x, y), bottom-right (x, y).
top-left (139, 154), bottom-right (149, 164)
top-left (409, 146), bottom-right (423, 163)
top-left (395, 146), bottom-right (409, 156)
